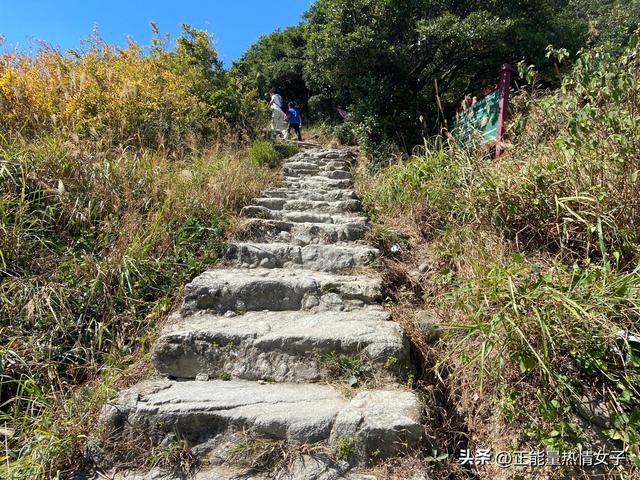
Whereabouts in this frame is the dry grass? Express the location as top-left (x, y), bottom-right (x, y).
top-left (0, 133), bottom-right (280, 478)
top-left (352, 36), bottom-right (640, 479)
top-left (224, 432), bottom-right (329, 475)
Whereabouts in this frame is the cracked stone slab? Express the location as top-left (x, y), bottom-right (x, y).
top-left (286, 150), bottom-right (355, 164)
top-left (236, 218), bottom-right (367, 245)
top-left (283, 160), bottom-right (349, 173)
top-left (262, 188), bottom-right (358, 202)
top-left (251, 197), bottom-right (362, 214)
top-left (98, 462), bottom-right (377, 480)
top-left (182, 268), bottom-right (383, 314)
top-left (283, 162), bottom-right (349, 172)
top-left (100, 380), bottom-right (347, 445)
top-left (330, 390), bottom-right (423, 460)
top-left (240, 205), bottom-right (366, 225)
top-left (284, 177), bottom-right (353, 189)
top-left (100, 381), bottom-right (422, 465)
top-left (153, 307), bottom-right (407, 381)
top-left (224, 242), bottom-right (379, 272)
top-left (284, 170), bottom-right (352, 181)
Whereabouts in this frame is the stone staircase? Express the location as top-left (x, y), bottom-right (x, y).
top-left (98, 148), bottom-right (422, 479)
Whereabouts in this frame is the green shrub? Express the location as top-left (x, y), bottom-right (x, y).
top-left (0, 133), bottom-right (274, 477)
top-left (358, 33), bottom-right (640, 466)
top-left (249, 140), bottom-right (299, 167)
top-left (318, 122), bottom-right (358, 146)
top-left (334, 435), bottom-right (355, 461)
top-left (249, 141), bottom-right (280, 167)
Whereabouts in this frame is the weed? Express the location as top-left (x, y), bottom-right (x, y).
top-left (424, 448), bottom-right (448, 465)
top-left (225, 433), bottom-right (326, 473)
top-left (150, 436), bottom-right (199, 476)
top-left (354, 33), bottom-right (640, 475)
top-left (385, 356), bottom-right (399, 370)
top-left (319, 352), bottom-right (371, 387)
top-left (334, 435), bottom-right (355, 461)
top-left (0, 135), bottom-right (274, 476)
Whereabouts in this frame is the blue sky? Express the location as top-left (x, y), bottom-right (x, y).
top-left (0, 0), bottom-right (312, 64)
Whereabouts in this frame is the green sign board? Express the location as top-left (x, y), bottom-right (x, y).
top-left (454, 87), bottom-right (500, 146)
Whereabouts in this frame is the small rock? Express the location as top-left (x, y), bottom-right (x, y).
top-left (411, 473), bottom-right (431, 480)
top-left (414, 310), bottom-right (442, 343)
top-left (417, 261), bottom-right (430, 274)
top-left (224, 311), bottom-right (237, 318)
top-left (573, 394), bottom-right (611, 428)
top-left (276, 454), bottom-right (349, 480)
top-left (159, 432), bottom-right (176, 448)
top-left (195, 373), bottom-right (210, 382)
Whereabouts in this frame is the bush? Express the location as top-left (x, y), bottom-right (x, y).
top-left (249, 140), bottom-right (299, 167)
top-left (324, 122), bottom-right (358, 146)
top-left (358, 34), bottom-right (640, 467)
top-left (0, 25), bottom-right (267, 151)
top-left (0, 133), bottom-right (275, 477)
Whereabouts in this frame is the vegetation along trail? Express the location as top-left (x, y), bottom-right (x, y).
top-left (90, 145), bottom-right (427, 479)
top-left (2, 0), bottom-right (640, 479)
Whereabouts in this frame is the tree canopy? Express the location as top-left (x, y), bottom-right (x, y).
top-left (235, 0), bottom-right (636, 155)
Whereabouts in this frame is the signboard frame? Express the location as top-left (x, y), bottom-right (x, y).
top-left (454, 64), bottom-right (512, 159)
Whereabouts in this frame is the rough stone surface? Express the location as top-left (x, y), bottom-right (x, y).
top-left (236, 218), bottom-right (367, 245)
top-left (330, 391), bottom-right (423, 460)
top-left (101, 379), bottom-right (347, 445)
top-left (153, 308), bottom-right (407, 381)
top-left (240, 205), bottom-right (366, 225)
top-left (182, 268), bottom-right (383, 314)
top-left (572, 394), bottom-right (612, 428)
top-left (262, 188), bottom-right (358, 202)
top-left (96, 146), bottom-right (422, 477)
top-left (94, 461), bottom-right (377, 480)
top-left (100, 380), bottom-right (421, 458)
top-left (252, 198), bottom-right (362, 214)
top-left (224, 242), bottom-right (379, 272)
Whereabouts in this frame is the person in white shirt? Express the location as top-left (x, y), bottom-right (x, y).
top-left (269, 88), bottom-right (287, 137)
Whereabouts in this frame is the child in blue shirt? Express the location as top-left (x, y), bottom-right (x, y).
top-left (287, 102), bottom-right (302, 141)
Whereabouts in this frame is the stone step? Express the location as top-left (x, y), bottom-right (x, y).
top-left (236, 218), bottom-right (367, 245)
top-left (240, 205), bottom-right (366, 225)
top-left (251, 197), bottom-right (362, 214)
top-left (224, 242), bottom-right (378, 272)
top-left (263, 188), bottom-right (358, 202)
top-left (100, 464), bottom-right (379, 480)
top-left (284, 169), bottom-right (352, 181)
top-left (182, 268), bottom-right (383, 315)
top-left (100, 379), bottom-right (422, 462)
top-left (284, 177), bottom-right (353, 189)
top-left (152, 308), bottom-right (407, 382)
top-left (288, 149), bottom-right (353, 162)
top-left (282, 160), bottom-right (349, 172)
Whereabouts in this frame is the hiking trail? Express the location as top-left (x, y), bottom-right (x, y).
top-left (97, 146), bottom-right (422, 479)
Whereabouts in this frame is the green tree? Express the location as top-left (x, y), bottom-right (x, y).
top-left (570, 0), bottom-right (640, 51)
top-left (232, 25), bottom-right (309, 112)
top-left (303, 0), bottom-right (587, 155)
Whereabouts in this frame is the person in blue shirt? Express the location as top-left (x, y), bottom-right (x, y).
top-left (286, 102), bottom-right (302, 141)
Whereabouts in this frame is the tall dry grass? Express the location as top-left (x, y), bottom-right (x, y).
top-left (0, 131), bottom-right (278, 477)
top-left (0, 24), bottom-right (282, 479)
top-left (0, 26), bottom-right (268, 150)
top-left (357, 33), bottom-right (640, 474)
